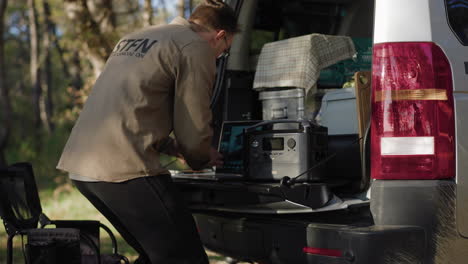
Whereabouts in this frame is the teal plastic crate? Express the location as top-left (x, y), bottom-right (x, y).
top-left (318, 38), bottom-right (372, 88)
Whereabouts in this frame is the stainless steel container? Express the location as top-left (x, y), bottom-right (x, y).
top-left (259, 88), bottom-right (305, 120)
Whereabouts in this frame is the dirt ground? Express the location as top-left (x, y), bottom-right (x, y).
top-left (207, 250), bottom-right (257, 264)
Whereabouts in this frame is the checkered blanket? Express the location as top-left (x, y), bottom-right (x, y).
top-left (253, 34), bottom-right (356, 93)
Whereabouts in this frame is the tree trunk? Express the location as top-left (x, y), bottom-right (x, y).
top-left (6, 11), bottom-right (29, 96)
top-left (160, 0), bottom-right (168, 23)
top-left (54, 38), bottom-right (71, 82)
top-left (41, 0), bottom-right (54, 132)
top-left (64, 0), bottom-right (116, 78)
top-left (69, 50), bottom-right (83, 90)
top-left (0, 0), bottom-right (10, 166)
top-left (177, 0), bottom-right (185, 18)
top-left (27, 0), bottom-right (42, 129)
top-left (188, 0), bottom-right (193, 15)
top-left (42, 0), bottom-right (71, 84)
top-left (86, 0), bottom-right (116, 34)
top-left (143, 0), bottom-right (153, 26)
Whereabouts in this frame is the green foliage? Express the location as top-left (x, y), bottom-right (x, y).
top-left (5, 123), bottom-right (71, 189)
top-left (0, 1), bottom-right (226, 262)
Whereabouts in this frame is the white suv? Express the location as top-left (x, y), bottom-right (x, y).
top-left (174, 0), bottom-right (468, 263)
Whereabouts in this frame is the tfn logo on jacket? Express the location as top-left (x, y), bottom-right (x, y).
top-left (111, 38), bottom-right (158, 58)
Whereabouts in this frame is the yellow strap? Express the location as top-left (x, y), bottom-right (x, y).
top-left (374, 89), bottom-right (447, 102)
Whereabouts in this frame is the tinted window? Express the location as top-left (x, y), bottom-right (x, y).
top-left (250, 0), bottom-right (346, 55)
top-left (446, 0), bottom-right (468, 45)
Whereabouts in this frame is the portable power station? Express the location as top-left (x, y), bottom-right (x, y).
top-left (244, 120), bottom-right (328, 182)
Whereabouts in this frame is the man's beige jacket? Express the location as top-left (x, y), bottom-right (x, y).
top-left (57, 17), bottom-right (216, 182)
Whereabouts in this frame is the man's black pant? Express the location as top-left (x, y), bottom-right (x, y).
top-left (72, 175), bottom-right (209, 264)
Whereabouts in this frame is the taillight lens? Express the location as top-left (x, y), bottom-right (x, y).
top-left (371, 42), bottom-right (455, 180)
top-left (303, 247), bottom-right (343, 257)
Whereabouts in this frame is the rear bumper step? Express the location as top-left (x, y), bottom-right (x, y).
top-left (194, 213), bottom-right (425, 264)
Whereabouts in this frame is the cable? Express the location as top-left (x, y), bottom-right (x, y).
top-left (80, 233), bottom-right (101, 264)
top-left (209, 0), bottom-right (243, 109)
top-left (360, 121), bottom-right (371, 190)
top-left (281, 136), bottom-right (364, 187)
top-left (210, 54), bottom-right (228, 109)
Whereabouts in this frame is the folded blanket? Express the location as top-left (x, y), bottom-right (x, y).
top-left (253, 34), bottom-right (356, 94)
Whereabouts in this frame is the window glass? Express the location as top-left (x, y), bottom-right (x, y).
top-left (249, 0), bottom-right (345, 56)
top-left (250, 30), bottom-right (276, 55)
top-left (248, 0), bottom-right (374, 88)
top-left (446, 0), bottom-right (468, 45)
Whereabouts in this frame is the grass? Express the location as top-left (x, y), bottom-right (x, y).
top-left (0, 185), bottom-right (139, 263)
top-left (1, 124), bottom-right (253, 263)
top-left (0, 182), bottom-right (250, 264)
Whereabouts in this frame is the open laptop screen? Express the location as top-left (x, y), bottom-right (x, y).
top-left (216, 121), bottom-right (261, 175)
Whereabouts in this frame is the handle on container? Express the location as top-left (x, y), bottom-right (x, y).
top-left (244, 119), bottom-right (309, 133)
top-left (271, 107), bottom-right (288, 119)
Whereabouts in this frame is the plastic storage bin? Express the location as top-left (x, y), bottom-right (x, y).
top-left (317, 38), bottom-right (373, 88)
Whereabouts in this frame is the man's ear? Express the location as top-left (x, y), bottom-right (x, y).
top-left (215, 29), bottom-right (226, 40)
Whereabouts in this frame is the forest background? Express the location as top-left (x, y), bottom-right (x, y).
top-left (0, 0), bottom-right (232, 262)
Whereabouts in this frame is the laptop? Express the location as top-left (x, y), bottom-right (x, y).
top-left (172, 121), bottom-right (260, 181)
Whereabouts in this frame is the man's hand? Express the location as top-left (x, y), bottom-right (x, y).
top-left (157, 137), bottom-right (182, 157)
top-left (208, 147), bottom-right (224, 167)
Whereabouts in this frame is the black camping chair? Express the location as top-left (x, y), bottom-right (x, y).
top-left (0, 162), bottom-right (129, 264)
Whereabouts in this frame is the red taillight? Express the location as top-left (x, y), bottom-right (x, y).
top-left (302, 247), bottom-right (343, 257)
top-left (371, 42), bottom-right (455, 180)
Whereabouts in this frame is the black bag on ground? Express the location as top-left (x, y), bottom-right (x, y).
top-left (0, 162), bottom-right (129, 264)
top-left (25, 228), bottom-right (82, 264)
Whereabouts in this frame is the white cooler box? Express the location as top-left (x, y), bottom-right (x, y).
top-left (316, 88), bottom-right (358, 135)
